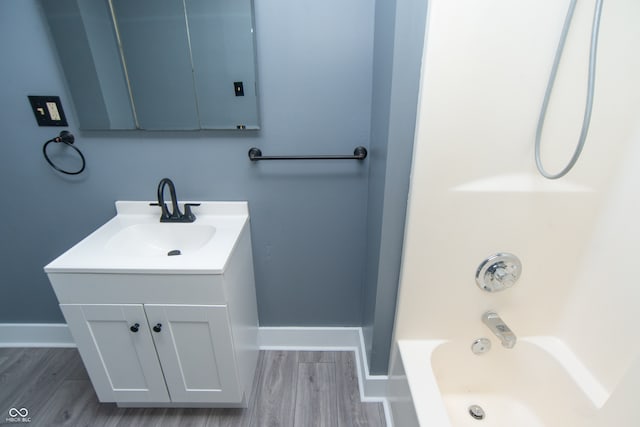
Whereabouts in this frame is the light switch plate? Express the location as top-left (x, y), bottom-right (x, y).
top-left (233, 82), bottom-right (244, 97)
top-left (28, 95), bottom-right (68, 126)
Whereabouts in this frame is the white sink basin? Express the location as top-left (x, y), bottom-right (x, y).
top-left (105, 223), bottom-right (216, 257)
top-left (44, 201), bottom-right (249, 274)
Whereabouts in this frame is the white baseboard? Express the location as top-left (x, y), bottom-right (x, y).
top-left (0, 323), bottom-right (75, 348)
top-left (0, 324), bottom-right (391, 424)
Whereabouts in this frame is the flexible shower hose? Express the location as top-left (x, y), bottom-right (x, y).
top-left (535, 0), bottom-right (604, 179)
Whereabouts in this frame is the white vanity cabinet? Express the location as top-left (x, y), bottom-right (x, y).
top-left (44, 202), bottom-right (258, 408)
top-left (60, 303), bottom-right (242, 405)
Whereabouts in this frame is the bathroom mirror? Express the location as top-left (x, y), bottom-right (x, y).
top-left (40, 0), bottom-right (259, 130)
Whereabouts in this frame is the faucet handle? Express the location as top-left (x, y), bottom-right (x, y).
top-left (149, 202), bottom-right (173, 218)
top-left (476, 253), bottom-right (522, 293)
top-left (182, 203), bottom-right (200, 222)
top-left (184, 203), bottom-right (201, 212)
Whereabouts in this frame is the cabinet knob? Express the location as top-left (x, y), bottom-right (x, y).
top-left (129, 323), bottom-right (140, 333)
top-left (153, 323), bottom-right (162, 333)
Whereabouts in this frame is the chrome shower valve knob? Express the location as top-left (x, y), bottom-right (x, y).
top-left (476, 253), bottom-right (522, 292)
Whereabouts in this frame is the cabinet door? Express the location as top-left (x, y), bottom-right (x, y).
top-left (60, 304), bottom-right (170, 403)
top-left (144, 304), bottom-right (242, 403)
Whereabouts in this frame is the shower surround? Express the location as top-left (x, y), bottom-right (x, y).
top-left (387, 0), bottom-right (640, 425)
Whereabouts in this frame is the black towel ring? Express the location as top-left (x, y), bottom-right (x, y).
top-left (42, 131), bottom-right (85, 175)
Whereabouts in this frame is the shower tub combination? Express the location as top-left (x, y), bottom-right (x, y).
top-left (386, 0), bottom-right (640, 424)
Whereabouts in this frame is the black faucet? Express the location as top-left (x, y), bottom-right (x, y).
top-left (156, 178), bottom-right (199, 223)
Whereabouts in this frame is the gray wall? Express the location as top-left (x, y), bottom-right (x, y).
top-left (363, 0), bottom-right (428, 374)
top-left (1, 0), bottom-right (426, 375)
top-left (363, 0), bottom-right (396, 374)
top-left (0, 0), bottom-right (374, 326)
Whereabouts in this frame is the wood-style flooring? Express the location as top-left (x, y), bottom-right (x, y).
top-left (0, 348), bottom-right (386, 427)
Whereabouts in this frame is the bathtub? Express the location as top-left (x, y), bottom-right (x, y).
top-left (389, 337), bottom-right (610, 427)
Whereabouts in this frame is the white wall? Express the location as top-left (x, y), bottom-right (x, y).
top-left (393, 0), bottom-right (640, 399)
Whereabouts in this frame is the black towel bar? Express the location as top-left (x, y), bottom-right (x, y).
top-left (248, 146), bottom-right (367, 161)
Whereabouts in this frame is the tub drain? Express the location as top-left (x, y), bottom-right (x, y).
top-left (468, 405), bottom-right (485, 420)
top-left (167, 249), bottom-right (181, 256)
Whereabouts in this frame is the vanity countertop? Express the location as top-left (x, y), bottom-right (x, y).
top-left (44, 201), bottom-right (249, 275)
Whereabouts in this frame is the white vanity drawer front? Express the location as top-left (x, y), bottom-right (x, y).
top-left (48, 273), bottom-right (227, 304)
